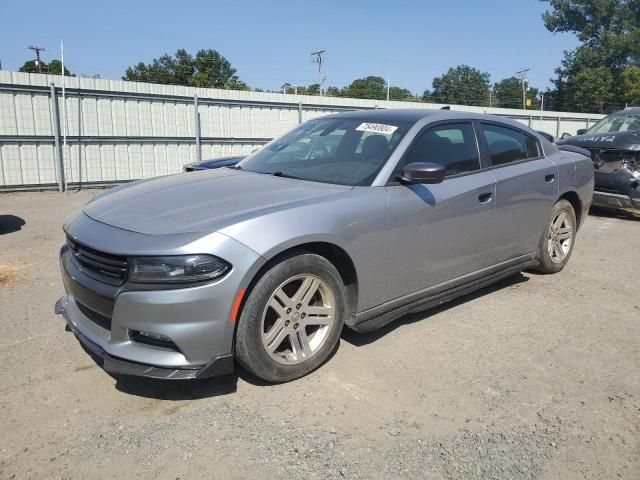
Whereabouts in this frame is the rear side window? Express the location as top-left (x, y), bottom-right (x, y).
top-left (482, 124), bottom-right (528, 166)
top-left (402, 123), bottom-right (480, 175)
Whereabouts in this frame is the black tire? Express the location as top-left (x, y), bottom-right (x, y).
top-left (235, 252), bottom-right (346, 383)
top-left (534, 199), bottom-right (577, 274)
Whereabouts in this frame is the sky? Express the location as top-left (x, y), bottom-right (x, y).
top-left (0, 0), bottom-right (579, 93)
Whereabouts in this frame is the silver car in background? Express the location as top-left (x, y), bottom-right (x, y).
top-left (56, 109), bottom-right (594, 382)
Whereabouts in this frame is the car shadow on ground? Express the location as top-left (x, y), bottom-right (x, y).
top-left (341, 272), bottom-right (530, 347)
top-left (588, 206), bottom-right (639, 221)
top-left (0, 215), bottom-right (26, 235)
top-left (113, 372), bottom-right (241, 400)
top-left (111, 345), bottom-right (342, 399)
top-left (90, 274), bottom-right (526, 400)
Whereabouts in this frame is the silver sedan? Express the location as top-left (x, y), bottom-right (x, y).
top-left (56, 109), bottom-right (594, 382)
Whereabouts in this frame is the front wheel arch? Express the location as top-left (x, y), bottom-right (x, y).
top-left (236, 242), bottom-right (359, 338)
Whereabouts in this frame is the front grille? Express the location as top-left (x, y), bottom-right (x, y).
top-left (67, 237), bottom-right (128, 285)
top-left (76, 301), bottom-right (112, 331)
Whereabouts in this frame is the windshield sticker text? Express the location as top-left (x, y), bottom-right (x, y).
top-left (356, 123), bottom-right (398, 135)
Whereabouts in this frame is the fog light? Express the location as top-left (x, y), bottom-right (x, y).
top-left (137, 330), bottom-right (170, 342)
top-left (130, 330), bottom-right (178, 351)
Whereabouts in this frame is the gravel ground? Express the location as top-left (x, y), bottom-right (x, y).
top-left (0, 190), bottom-right (639, 480)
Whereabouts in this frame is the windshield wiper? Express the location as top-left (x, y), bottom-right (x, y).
top-left (272, 171), bottom-right (304, 180)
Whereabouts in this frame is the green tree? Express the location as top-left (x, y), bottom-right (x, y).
top-left (431, 65), bottom-right (491, 106)
top-left (325, 86), bottom-right (343, 97)
top-left (123, 49), bottom-right (248, 90)
top-left (341, 76), bottom-right (414, 101)
top-left (542, 0), bottom-right (640, 111)
top-left (622, 66), bottom-right (640, 105)
top-left (343, 76), bottom-right (387, 99)
top-left (494, 77), bottom-right (541, 109)
top-left (567, 67), bottom-right (616, 112)
top-left (388, 86), bottom-right (413, 101)
top-left (19, 59), bottom-right (73, 76)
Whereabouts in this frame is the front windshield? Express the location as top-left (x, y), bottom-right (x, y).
top-left (586, 113), bottom-right (640, 134)
top-left (238, 117), bottom-right (412, 186)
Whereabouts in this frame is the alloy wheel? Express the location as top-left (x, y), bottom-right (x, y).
top-left (260, 274), bottom-right (336, 365)
top-left (547, 210), bottom-right (574, 263)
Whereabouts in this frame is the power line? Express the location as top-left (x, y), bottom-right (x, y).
top-left (28, 45), bottom-right (47, 73)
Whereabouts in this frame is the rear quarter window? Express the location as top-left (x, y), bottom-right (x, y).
top-left (524, 134), bottom-right (540, 158)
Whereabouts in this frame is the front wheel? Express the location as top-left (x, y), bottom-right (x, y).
top-left (235, 253), bottom-right (346, 382)
top-left (534, 199), bottom-right (577, 274)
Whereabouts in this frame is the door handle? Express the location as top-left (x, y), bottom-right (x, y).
top-left (545, 173), bottom-right (555, 183)
top-left (478, 192), bottom-right (493, 203)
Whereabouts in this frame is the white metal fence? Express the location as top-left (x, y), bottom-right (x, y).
top-left (0, 71), bottom-right (605, 191)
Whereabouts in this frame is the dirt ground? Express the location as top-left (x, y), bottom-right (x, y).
top-left (0, 190), bottom-right (639, 480)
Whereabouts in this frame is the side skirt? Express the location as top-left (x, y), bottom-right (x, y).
top-left (349, 254), bottom-right (539, 333)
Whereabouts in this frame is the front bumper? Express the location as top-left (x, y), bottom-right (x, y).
top-left (56, 213), bottom-right (265, 380)
top-left (592, 190), bottom-right (640, 213)
top-left (56, 296), bottom-right (233, 379)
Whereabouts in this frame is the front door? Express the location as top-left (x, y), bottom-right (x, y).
top-left (384, 122), bottom-right (498, 302)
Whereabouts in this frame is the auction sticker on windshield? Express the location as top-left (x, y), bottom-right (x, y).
top-left (356, 123), bottom-right (398, 135)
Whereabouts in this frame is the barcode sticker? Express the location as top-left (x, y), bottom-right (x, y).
top-left (355, 123), bottom-right (398, 135)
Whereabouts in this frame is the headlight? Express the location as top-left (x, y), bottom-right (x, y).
top-left (129, 255), bottom-right (231, 284)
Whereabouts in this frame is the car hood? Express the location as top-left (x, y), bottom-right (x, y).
top-left (83, 169), bottom-right (353, 235)
top-left (557, 130), bottom-right (640, 150)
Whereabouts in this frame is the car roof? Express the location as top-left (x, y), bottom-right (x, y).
top-left (323, 108), bottom-right (442, 122)
top-left (322, 108), bottom-right (532, 131)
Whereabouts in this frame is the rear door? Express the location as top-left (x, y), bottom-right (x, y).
top-left (479, 122), bottom-right (558, 260)
top-left (384, 121), bottom-right (499, 301)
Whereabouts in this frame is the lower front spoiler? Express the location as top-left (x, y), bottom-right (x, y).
top-left (592, 190), bottom-right (640, 213)
top-left (55, 297), bottom-right (234, 380)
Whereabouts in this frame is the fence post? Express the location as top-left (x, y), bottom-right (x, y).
top-left (556, 116), bottom-right (561, 139)
top-left (298, 101), bottom-right (302, 124)
top-left (528, 114), bottom-right (532, 127)
top-left (49, 83), bottom-right (65, 192)
top-left (194, 94), bottom-right (202, 163)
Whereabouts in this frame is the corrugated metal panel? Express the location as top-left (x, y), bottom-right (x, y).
top-left (0, 70), bottom-right (605, 189)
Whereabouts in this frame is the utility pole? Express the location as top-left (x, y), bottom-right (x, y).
top-left (28, 45), bottom-right (47, 73)
top-left (310, 49), bottom-right (326, 96)
top-left (386, 77), bottom-right (390, 103)
top-left (515, 68), bottom-right (530, 110)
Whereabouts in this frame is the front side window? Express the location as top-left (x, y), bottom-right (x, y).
top-left (482, 124), bottom-right (529, 166)
top-left (401, 123), bottom-right (480, 176)
top-left (239, 118), bottom-right (411, 186)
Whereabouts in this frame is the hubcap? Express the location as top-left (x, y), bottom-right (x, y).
top-left (547, 210), bottom-right (574, 263)
top-left (260, 274), bottom-right (336, 365)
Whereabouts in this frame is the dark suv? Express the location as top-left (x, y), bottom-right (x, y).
top-left (557, 107), bottom-right (640, 213)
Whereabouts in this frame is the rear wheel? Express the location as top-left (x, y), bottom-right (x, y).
top-left (235, 252), bottom-right (346, 382)
top-left (535, 199), bottom-right (577, 274)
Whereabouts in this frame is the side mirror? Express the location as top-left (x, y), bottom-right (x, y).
top-left (398, 162), bottom-right (445, 184)
top-left (576, 128), bottom-right (587, 136)
top-left (561, 132), bottom-right (572, 139)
